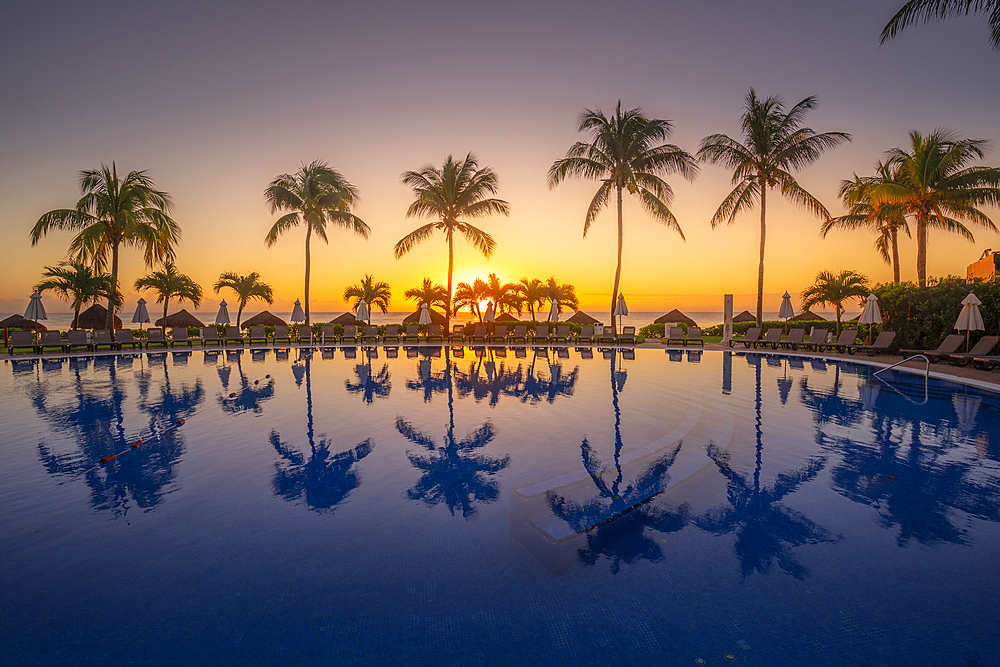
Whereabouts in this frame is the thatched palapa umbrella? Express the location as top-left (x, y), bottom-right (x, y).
top-left (655, 309), bottom-right (697, 327)
top-left (496, 312), bottom-right (520, 323)
top-left (1, 314), bottom-right (47, 331)
top-left (402, 308), bottom-right (447, 326)
top-left (789, 310), bottom-right (826, 322)
top-left (566, 311), bottom-right (599, 325)
top-left (77, 304), bottom-right (122, 329)
top-left (241, 311), bottom-right (288, 329)
top-left (155, 309), bottom-right (205, 328)
top-left (733, 310), bottom-right (757, 323)
top-left (330, 312), bottom-right (359, 324)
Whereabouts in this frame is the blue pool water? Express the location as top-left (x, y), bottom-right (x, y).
top-left (1, 347), bottom-right (998, 666)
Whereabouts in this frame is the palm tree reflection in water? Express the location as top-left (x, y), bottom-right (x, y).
top-left (271, 352), bottom-right (373, 512)
top-left (546, 350), bottom-right (690, 572)
top-left (397, 347), bottom-right (510, 519)
top-left (698, 355), bottom-right (836, 580)
top-left (344, 347), bottom-right (391, 404)
top-left (218, 350), bottom-right (275, 414)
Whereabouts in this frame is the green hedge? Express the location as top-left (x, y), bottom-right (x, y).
top-left (873, 277), bottom-right (999, 350)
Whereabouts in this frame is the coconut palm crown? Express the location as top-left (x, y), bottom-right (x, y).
top-left (134, 261), bottom-right (203, 323)
top-left (404, 278), bottom-right (449, 313)
top-left (517, 277), bottom-right (547, 322)
top-left (214, 271), bottom-right (274, 328)
top-left (34, 261), bottom-right (118, 329)
top-left (870, 129), bottom-right (1000, 287)
top-left (881, 0), bottom-right (1000, 51)
top-left (484, 272), bottom-right (523, 315)
top-left (264, 160), bottom-right (369, 325)
top-left (698, 90), bottom-right (851, 326)
top-left (394, 153), bottom-right (510, 319)
top-left (801, 270), bottom-right (870, 336)
top-left (29, 163), bottom-right (180, 330)
top-left (343, 274), bottom-right (391, 324)
top-left (548, 101), bottom-right (698, 333)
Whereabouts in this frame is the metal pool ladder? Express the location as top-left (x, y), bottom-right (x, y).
top-left (873, 354), bottom-right (929, 405)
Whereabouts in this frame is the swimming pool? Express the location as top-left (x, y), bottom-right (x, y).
top-left (2, 347), bottom-right (998, 666)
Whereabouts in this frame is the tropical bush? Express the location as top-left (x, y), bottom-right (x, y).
top-left (873, 277), bottom-right (999, 350)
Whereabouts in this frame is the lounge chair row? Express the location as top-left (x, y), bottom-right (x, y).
top-left (7, 329), bottom-right (146, 354)
top-left (661, 326), bottom-right (705, 346)
top-left (729, 327), bottom-right (897, 356)
top-left (901, 334), bottom-right (1000, 366)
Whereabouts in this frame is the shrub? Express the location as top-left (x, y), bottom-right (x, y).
top-left (873, 277), bottom-right (999, 350)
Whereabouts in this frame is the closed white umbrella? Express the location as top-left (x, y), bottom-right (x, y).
top-left (613, 293), bottom-right (628, 331)
top-left (778, 291), bottom-right (794, 332)
top-left (484, 301), bottom-right (496, 322)
top-left (290, 299), bottom-right (305, 323)
top-left (858, 293), bottom-right (883, 344)
top-left (357, 298), bottom-right (369, 324)
top-left (24, 292), bottom-right (47, 322)
top-left (955, 292), bottom-right (984, 351)
top-left (215, 300), bottom-right (231, 325)
top-left (952, 393), bottom-right (982, 433)
top-left (132, 298), bottom-right (150, 329)
top-left (418, 302), bottom-right (431, 338)
top-left (547, 299), bottom-right (559, 323)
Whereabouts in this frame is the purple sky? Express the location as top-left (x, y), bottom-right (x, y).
top-left (2, 0), bottom-right (998, 316)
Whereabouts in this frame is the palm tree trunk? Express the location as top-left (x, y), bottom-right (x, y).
top-left (163, 299), bottom-right (169, 324)
top-left (916, 213), bottom-right (927, 287)
top-left (611, 185), bottom-right (624, 335)
top-left (107, 243), bottom-right (119, 333)
top-left (756, 185), bottom-right (767, 327)
top-left (237, 303), bottom-right (244, 329)
top-left (891, 226), bottom-right (900, 284)
top-left (304, 225), bottom-right (312, 325)
top-left (446, 229), bottom-right (454, 321)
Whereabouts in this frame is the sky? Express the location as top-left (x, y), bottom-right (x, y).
top-left (2, 0), bottom-right (998, 319)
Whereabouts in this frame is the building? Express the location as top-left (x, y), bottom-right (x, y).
top-left (968, 250), bottom-right (999, 281)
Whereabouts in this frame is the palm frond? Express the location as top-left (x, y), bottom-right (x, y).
top-left (394, 223), bottom-right (438, 259)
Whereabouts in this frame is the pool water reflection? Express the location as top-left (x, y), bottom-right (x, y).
top-left (2, 347), bottom-right (999, 666)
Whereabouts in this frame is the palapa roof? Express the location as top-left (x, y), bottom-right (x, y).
top-left (1, 313), bottom-right (47, 331)
top-left (76, 304), bottom-right (122, 329)
top-left (241, 310), bottom-right (288, 329)
top-left (566, 310), bottom-right (599, 325)
top-left (496, 312), bottom-right (520, 322)
top-left (401, 308), bottom-right (448, 325)
top-left (733, 310), bottom-right (757, 323)
top-left (155, 309), bottom-right (206, 328)
top-left (329, 312), bottom-right (359, 324)
top-left (654, 309), bottom-right (697, 327)
top-left (788, 310), bottom-right (826, 322)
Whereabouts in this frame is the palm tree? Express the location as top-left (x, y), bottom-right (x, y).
top-left (483, 272), bottom-right (523, 315)
top-left (881, 0), bottom-right (1000, 51)
top-left (698, 90), bottom-right (851, 326)
top-left (801, 270), bottom-right (870, 335)
top-left (213, 271), bottom-right (274, 328)
top-left (453, 278), bottom-right (489, 321)
top-left (517, 277), bottom-right (547, 322)
top-left (34, 261), bottom-right (117, 329)
top-left (822, 163), bottom-right (911, 283)
top-left (343, 274), bottom-right (391, 324)
top-left (870, 129), bottom-right (1000, 287)
top-left (404, 278), bottom-right (449, 313)
top-left (264, 160), bottom-right (370, 325)
top-left (394, 153), bottom-right (510, 319)
top-left (133, 261), bottom-right (203, 323)
top-left (543, 276), bottom-right (579, 314)
top-left (548, 101), bottom-right (698, 333)
top-left (29, 163), bottom-right (180, 330)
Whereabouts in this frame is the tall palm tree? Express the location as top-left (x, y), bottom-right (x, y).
top-left (29, 163), bottom-right (180, 330)
top-left (516, 277), bottom-right (547, 322)
top-left (871, 129), bottom-right (1000, 287)
top-left (483, 272), bottom-right (523, 315)
top-left (698, 90), bottom-right (851, 326)
top-left (453, 278), bottom-right (489, 321)
top-left (34, 261), bottom-right (117, 329)
top-left (801, 269), bottom-right (870, 335)
top-left (133, 261), bottom-right (203, 323)
top-left (342, 274), bottom-right (391, 324)
top-left (881, 0), bottom-right (1000, 51)
top-left (543, 276), bottom-right (579, 314)
top-left (394, 153), bottom-right (510, 319)
top-left (823, 163), bottom-right (911, 283)
top-left (213, 271), bottom-right (274, 328)
top-left (264, 160), bottom-right (370, 325)
top-left (548, 101), bottom-right (698, 333)
top-left (404, 278), bottom-right (449, 313)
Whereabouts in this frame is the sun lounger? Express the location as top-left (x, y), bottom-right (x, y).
top-left (272, 325), bottom-right (291, 344)
top-left (39, 330), bottom-right (68, 353)
top-left (778, 328), bottom-right (806, 350)
top-left (427, 324), bottom-right (443, 341)
top-left (598, 326), bottom-right (616, 344)
top-left (822, 329), bottom-right (858, 353)
top-left (617, 326), bottom-right (636, 345)
top-left (686, 327), bottom-right (704, 347)
top-left (248, 326), bottom-right (268, 345)
top-left (170, 327), bottom-right (194, 347)
top-left (799, 329), bottom-right (829, 352)
top-left (202, 327), bottom-right (222, 346)
top-left (295, 324), bottom-right (312, 344)
top-left (663, 326), bottom-right (685, 346)
top-left (224, 326), bottom-right (244, 346)
top-left (363, 324), bottom-right (380, 343)
top-left (901, 334), bottom-right (964, 362)
top-left (318, 324), bottom-right (335, 345)
top-left (947, 336), bottom-right (1000, 366)
top-left (340, 324), bottom-right (358, 343)
top-left (92, 329), bottom-right (115, 350)
top-left (730, 327), bottom-right (762, 348)
top-left (447, 324), bottom-right (464, 343)
top-left (467, 324), bottom-right (486, 343)
top-left (489, 324), bottom-right (508, 343)
top-left (511, 324), bottom-right (529, 343)
top-left (7, 330), bottom-right (36, 355)
top-left (755, 328), bottom-right (784, 350)
top-left (972, 355), bottom-right (1000, 371)
top-left (552, 325), bottom-right (571, 343)
top-left (402, 324), bottom-right (419, 342)
top-left (115, 329), bottom-right (140, 350)
top-left (575, 325), bottom-right (594, 344)
top-left (146, 328), bottom-right (168, 349)
top-left (848, 331), bottom-right (896, 356)
top-left (384, 324), bottom-right (401, 343)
